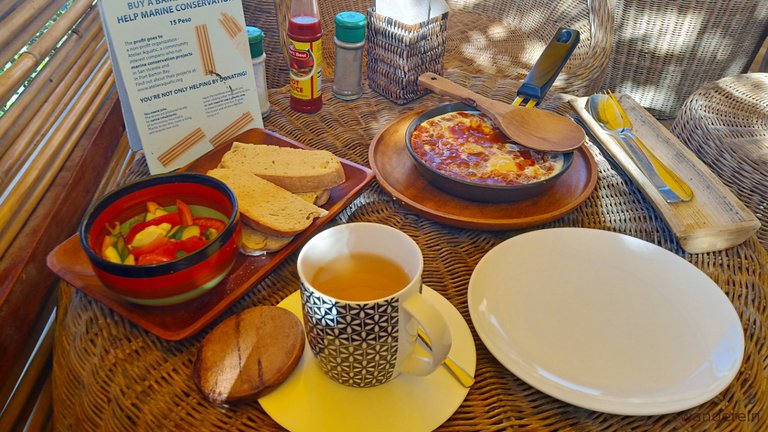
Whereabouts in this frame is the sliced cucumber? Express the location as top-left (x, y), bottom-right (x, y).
top-left (205, 228), bottom-right (219, 240)
top-left (115, 235), bottom-right (128, 261)
top-left (181, 225), bottom-right (201, 240)
top-left (168, 225), bottom-right (183, 240)
top-left (145, 208), bottom-right (168, 222)
top-left (120, 214), bottom-right (145, 235)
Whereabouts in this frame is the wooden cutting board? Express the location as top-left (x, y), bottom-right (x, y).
top-left (571, 94), bottom-right (760, 253)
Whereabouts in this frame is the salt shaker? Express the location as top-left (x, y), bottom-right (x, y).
top-left (247, 26), bottom-right (270, 117)
top-left (332, 11), bottom-right (367, 100)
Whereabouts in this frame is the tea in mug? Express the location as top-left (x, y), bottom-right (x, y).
top-left (310, 253), bottom-right (411, 301)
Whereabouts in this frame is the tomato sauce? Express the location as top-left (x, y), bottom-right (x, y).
top-left (288, 0), bottom-right (323, 113)
top-left (411, 111), bottom-right (564, 186)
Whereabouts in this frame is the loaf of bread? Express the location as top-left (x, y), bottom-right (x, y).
top-left (207, 167), bottom-right (327, 236)
top-left (219, 143), bottom-right (345, 193)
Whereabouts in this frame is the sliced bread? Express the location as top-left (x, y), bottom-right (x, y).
top-left (219, 143), bottom-right (345, 192)
top-left (207, 167), bottom-right (328, 236)
top-left (240, 225), bottom-right (294, 255)
top-left (294, 189), bottom-right (331, 206)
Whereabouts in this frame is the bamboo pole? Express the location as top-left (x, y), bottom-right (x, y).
top-left (0, 0), bottom-right (93, 106)
top-left (0, 10), bottom-right (102, 163)
top-left (0, 61), bottom-right (114, 257)
top-left (0, 0), bottom-right (59, 46)
top-left (0, 25), bottom-right (107, 176)
top-left (0, 0), bottom-right (69, 67)
top-left (0, 42), bottom-right (108, 186)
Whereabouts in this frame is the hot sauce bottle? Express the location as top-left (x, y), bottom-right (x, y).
top-left (288, 0), bottom-right (323, 113)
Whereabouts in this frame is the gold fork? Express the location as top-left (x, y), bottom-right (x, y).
top-left (606, 90), bottom-right (694, 202)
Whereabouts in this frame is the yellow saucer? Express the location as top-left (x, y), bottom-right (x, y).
top-left (259, 285), bottom-right (475, 432)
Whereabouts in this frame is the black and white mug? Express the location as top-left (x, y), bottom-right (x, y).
top-left (297, 222), bottom-right (452, 388)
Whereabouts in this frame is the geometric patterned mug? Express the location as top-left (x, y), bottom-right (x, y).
top-left (298, 222), bottom-right (452, 388)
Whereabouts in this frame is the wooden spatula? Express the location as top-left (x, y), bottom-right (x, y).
top-left (418, 73), bottom-right (585, 153)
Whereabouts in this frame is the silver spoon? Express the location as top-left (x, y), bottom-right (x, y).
top-left (417, 327), bottom-right (475, 388)
top-left (587, 93), bottom-right (691, 203)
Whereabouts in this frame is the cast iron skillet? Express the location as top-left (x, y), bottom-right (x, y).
top-left (406, 28), bottom-right (580, 203)
top-left (405, 103), bottom-right (575, 202)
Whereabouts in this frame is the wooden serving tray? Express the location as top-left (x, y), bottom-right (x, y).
top-left (570, 95), bottom-right (760, 253)
top-left (369, 109), bottom-right (598, 230)
top-left (47, 128), bottom-right (374, 341)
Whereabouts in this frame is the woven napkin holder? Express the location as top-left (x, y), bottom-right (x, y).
top-left (366, 8), bottom-right (448, 105)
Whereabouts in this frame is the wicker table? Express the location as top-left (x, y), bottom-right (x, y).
top-left (53, 70), bottom-right (768, 431)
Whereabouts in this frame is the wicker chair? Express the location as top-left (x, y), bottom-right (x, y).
top-left (602, 0), bottom-right (768, 119)
top-left (672, 73), bottom-right (768, 249)
top-left (244, 0), bottom-right (613, 97)
top-left (242, 0), bottom-right (289, 89)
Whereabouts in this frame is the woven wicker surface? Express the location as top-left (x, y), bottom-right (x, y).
top-left (672, 73), bottom-right (768, 250)
top-left (53, 67), bottom-right (768, 430)
top-left (603, 0), bottom-right (768, 119)
top-left (252, 0), bottom-right (612, 96)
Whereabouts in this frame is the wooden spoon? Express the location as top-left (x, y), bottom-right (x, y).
top-left (418, 73), bottom-right (585, 152)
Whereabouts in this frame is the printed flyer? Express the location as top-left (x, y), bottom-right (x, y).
top-left (99, 0), bottom-right (263, 174)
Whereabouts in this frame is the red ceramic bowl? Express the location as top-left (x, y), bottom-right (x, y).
top-left (80, 173), bottom-right (241, 306)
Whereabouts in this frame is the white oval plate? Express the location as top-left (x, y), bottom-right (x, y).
top-left (260, 286), bottom-right (475, 431)
top-left (468, 228), bottom-right (744, 415)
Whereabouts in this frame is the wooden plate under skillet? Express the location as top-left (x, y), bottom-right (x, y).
top-left (369, 109), bottom-right (598, 230)
top-left (47, 128), bottom-right (374, 341)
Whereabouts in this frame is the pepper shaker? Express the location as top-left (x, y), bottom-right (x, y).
top-left (332, 11), bottom-right (367, 100)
